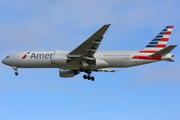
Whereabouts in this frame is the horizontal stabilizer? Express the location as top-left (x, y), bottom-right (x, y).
top-left (163, 59), bottom-right (174, 62)
top-left (150, 45), bottom-right (177, 57)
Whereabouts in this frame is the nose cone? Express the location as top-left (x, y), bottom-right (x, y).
top-left (2, 58), bottom-right (8, 65)
top-left (2, 58), bottom-right (5, 64)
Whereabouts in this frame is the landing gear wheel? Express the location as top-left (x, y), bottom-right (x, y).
top-left (87, 76), bottom-right (91, 80)
top-left (83, 75), bottom-right (87, 79)
top-left (84, 69), bottom-right (91, 74)
top-left (91, 77), bottom-right (95, 81)
top-left (12, 67), bottom-right (18, 76)
top-left (15, 72), bottom-right (18, 76)
top-left (82, 69), bottom-right (95, 81)
top-left (80, 68), bottom-right (84, 72)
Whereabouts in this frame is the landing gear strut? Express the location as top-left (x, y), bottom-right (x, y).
top-left (80, 68), bottom-right (95, 81)
top-left (13, 67), bottom-right (18, 76)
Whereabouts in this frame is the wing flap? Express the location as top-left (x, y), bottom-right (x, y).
top-left (93, 69), bottom-right (116, 72)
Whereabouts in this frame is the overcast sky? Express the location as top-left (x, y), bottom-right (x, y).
top-left (0, 0), bottom-right (180, 120)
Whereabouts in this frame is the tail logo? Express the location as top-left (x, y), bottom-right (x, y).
top-left (140, 26), bottom-right (174, 54)
top-left (132, 26), bottom-right (174, 60)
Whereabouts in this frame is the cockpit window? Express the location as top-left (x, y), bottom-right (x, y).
top-left (6, 56), bottom-right (9, 58)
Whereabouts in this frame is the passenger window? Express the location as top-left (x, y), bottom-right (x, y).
top-left (6, 56), bottom-right (9, 58)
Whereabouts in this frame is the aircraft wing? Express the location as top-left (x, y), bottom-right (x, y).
top-left (68, 24), bottom-right (110, 57)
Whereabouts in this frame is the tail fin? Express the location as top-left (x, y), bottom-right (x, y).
top-left (139, 26), bottom-right (174, 55)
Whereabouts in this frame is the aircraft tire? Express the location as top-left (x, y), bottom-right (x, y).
top-left (91, 77), bottom-right (95, 81)
top-left (80, 68), bottom-right (84, 72)
top-left (15, 72), bottom-right (18, 76)
top-left (87, 76), bottom-right (91, 80)
top-left (83, 75), bottom-right (87, 79)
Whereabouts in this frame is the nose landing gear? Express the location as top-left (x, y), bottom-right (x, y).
top-left (12, 67), bottom-right (18, 76)
top-left (15, 72), bottom-right (18, 76)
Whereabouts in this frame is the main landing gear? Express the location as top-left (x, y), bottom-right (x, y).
top-left (13, 67), bottom-right (18, 76)
top-left (83, 75), bottom-right (95, 81)
top-left (80, 68), bottom-right (95, 81)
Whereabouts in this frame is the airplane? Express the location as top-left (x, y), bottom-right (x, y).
top-left (2, 24), bottom-right (177, 81)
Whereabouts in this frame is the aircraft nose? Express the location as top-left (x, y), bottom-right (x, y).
top-left (2, 58), bottom-right (7, 65)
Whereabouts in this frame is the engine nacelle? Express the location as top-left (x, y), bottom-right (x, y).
top-left (59, 69), bottom-right (77, 78)
top-left (51, 54), bottom-right (68, 64)
top-left (95, 58), bottom-right (109, 67)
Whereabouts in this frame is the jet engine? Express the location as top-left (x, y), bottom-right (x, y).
top-left (51, 54), bottom-right (68, 64)
top-left (59, 69), bottom-right (79, 78)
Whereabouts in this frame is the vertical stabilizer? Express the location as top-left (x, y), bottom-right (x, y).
top-left (139, 26), bottom-right (174, 55)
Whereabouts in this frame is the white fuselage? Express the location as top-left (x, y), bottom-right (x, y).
top-left (2, 51), bottom-right (162, 70)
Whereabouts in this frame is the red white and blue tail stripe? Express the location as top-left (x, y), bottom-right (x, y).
top-left (140, 26), bottom-right (174, 55)
top-left (132, 26), bottom-right (174, 60)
